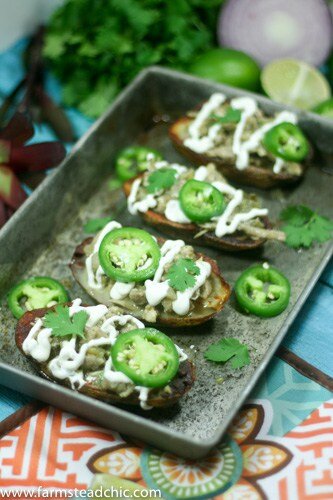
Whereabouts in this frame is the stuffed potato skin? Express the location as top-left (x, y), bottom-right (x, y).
top-left (15, 306), bottom-right (196, 408)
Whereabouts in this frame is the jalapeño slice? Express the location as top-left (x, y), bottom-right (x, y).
top-left (179, 179), bottom-right (225, 223)
top-left (235, 264), bottom-right (291, 318)
top-left (262, 122), bottom-right (309, 162)
top-left (115, 146), bottom-right (163, 181)
top-left (7, 276), bottom-right (69, 319)
top-left (98, 227), bottom-right (160, 283)
top-left (111, 328), bottom-right (180, 388)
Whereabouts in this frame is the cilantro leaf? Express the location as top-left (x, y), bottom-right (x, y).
top-left (210, 107), bottom-right (241, 125)
top-left (147, 168), bottom-right (177, 193)
top-left (44, 305), bottom-right (88, 338)
top-left (167, 258), bottom-right (200, 292)
top-left (205, 338), bottom-right (250, 369)
top-left (280, 205), bottom-right (333, 248)
top-left (83, 217), bottom-right (113, 234)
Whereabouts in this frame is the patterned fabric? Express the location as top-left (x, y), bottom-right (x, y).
top-left (0, 360), bottom-right (332, 499)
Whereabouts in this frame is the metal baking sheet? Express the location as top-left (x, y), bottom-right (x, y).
top-left (0, 67), bottom-right (332, 459)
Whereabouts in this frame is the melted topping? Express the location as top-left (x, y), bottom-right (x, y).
top-left (183, 93), bottom-right (298, 171)
top-left (127, 164), bottom-right (268, 237)
top-left (23, 298), bottom-right (191, 410)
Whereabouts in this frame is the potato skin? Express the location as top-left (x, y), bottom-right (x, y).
top-left (169, 116), bottom-right (307, 190)
top-left (123, 178), bottom-right (269, 252)
top-left (70, 236), bottom-right (231, 328)
top-left (15, 307), bottom-right (196, 408)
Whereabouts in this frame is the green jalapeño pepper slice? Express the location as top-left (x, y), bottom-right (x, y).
top-left (235, 264), bottom-right (290, 318)
top-left (115, 146), bottom-right (163, 181)
top-left (99, 227), bottom-right (161, 283)
top-left (7, 276), bottom-right (69, 319)
top-left (111, 328), bottom-right (180, 388)
top-left (179, 179), bottom-right (225, 223)
top-left (262, 122), bottom-right (309, 162)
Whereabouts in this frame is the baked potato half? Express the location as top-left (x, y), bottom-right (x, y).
top-left (70, 235), bottom-right (231, 328)
top-left (123, 177), bottom-right (270, 252)
top-left (169, 93), bottom-right (310, 190)
top-left (16, 305), bottom-right (196, 408)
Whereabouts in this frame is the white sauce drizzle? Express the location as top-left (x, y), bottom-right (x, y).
top-left (128, 178), bottom-right (157, 215)
top-left (86, 221), bottom-right (122, 289)
top-left (110, 282), bottom-right (135, 300)
top-left (184, 93), bottom-right (226, 153)
top-left (232, 106), bottom-right (297, 170)
top-left (165, 200), bottom-right (191, 224)
top-left (23, 299), bottom-right (187, 410)
top-left (273, 157), bottom-right (285, 174)
top-left (145, 240), bottom-right (185, 307)
top-left (230, 97), bottom-right (258, 170)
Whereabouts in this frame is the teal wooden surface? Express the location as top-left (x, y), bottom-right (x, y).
top-left (0, 386), bottom-right (31, 421)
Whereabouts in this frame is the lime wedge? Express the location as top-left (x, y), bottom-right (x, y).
top-left (89, 473), bottom-right (157, 498)
top-left (261, 59), bottom-right (331, 110)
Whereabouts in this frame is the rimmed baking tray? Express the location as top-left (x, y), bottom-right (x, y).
top-left (0, 67), bottom-right (332, 459)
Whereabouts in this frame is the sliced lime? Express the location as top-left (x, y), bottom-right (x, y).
top-left (261, 58), bottom-right (331, 110)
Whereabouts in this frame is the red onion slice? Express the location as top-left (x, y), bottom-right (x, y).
top-left (218, 0), bottom-right (333, 67)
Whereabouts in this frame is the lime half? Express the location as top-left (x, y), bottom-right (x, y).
top-left (261, 59), bottom-right (331, 110)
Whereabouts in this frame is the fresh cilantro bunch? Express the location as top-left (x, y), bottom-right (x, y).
top-left (205, 338), bottom-right (250, 369)
top-left (280, 205), bottom-right (333, 249)
top-left (44, 0), bottom-right (221, 117)
top-left (167, 258), bottom-right (200, 292)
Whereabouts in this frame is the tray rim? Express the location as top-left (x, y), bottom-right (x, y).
top-left (0, 66), bottom-right (332, 459)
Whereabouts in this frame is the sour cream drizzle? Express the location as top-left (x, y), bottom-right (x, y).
top-left (230, 99), bottom-right (297, 170)
top-left (86, 220), bottom-right (122, 289)
top-left (184, 93), bottom-right (226, 153)
top-left (183, 93), bottom-right (298, 171)
top-left (23, 299), bottom-right (187, 410)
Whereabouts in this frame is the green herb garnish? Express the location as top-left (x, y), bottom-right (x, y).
top-left (83, 217), bottom-right (113, 234)
top-left (210, 107), bottom-right (241, 125)
top-left (44, 0), bottom-right (221, 118)
top-left (44, 305), bottom-right (88, 338)
top-left (205, 338), bottom-right (250, 369)
top-left (147, 168), bottom-right (177, 193)
top-left (280, 205), bottom-right (333, 248)
top-left (167, 258), bottom-right (200, 292)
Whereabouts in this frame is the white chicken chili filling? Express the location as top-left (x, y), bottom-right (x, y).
top-left (23, 298), bottom-right (188, 410)
top-left (127, 162), bottom-right (268, 239)
top-left (84, 223), bottom-right (213, 321)
top-left (183, 93), bottom-right (299, 174)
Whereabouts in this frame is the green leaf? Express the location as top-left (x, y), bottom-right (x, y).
top-left (83, 217), bottom-right (113, 234)
top-left (211, 107), bottom-right (241, 125)
top-left (167, 258), bottom-right (200, 292)
top-left (147, 168), bottom-right (177, 193)
top-left (44, 305), bottom-right (88, 338)
top-left (204, 338), bottom-right (250, 369)
top-left (280, 205), bottom-right (333, 249)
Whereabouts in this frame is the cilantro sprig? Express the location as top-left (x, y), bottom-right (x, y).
top-left (147, 168), bottom-right (177, 194)
top-left (44, 305), bottom-right (88, 338)
top-left (205, 338), bottom-right (250, 369)
top-left (210, 107), bottom-right (241, 125)
top-left (167, 258), bottom-right (200, 292)
top-left (280, 205), bottom-right (333, 249)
